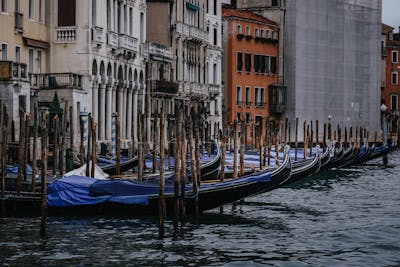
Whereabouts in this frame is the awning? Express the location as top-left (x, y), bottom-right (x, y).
top-left (186, 2), bottom-right (200, 11)
top-left (23, 37), bottom-right (50, 49)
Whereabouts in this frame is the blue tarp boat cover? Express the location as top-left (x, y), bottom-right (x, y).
top-left (47, 171), bottom-right (271, 208)
top-left (6, 164), bottom-right (32, 174)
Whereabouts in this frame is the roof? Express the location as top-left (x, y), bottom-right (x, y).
top-left (222, 8), bottom-right (278, 26)
top-left (382, 23), bottom-right (394, 34)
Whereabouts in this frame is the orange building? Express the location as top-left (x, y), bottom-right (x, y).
top-left (381, 24), bottom-right (400, 136)
top-left (222, 8), bottom-right (280, 144)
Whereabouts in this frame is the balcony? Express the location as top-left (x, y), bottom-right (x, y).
top-left (268, 84), bottom-right (286, 114)
top-left (92, 26), bottom-right (104, 45)
top-left (107, 31), bottom-right (119, 49)
top-left (29, 73), bottom-right (82, 90)
top-left (140, 43), bottom-right (149, 58)
top-left (148, 43), bottom-right (172, 59)
top-left (14, 12), bottom-right (23, 33)
top-left (118, 34), bottom-right (139, 53)
top-left (0, 61), bottom-right (27, 81)
top-left (255, 102), bottom-right (266, 108)
top-left (175, 22), bottom-right (207, 43)
top-left (208, 84), bottom-right (221, 96)
top-left (55, 27), bottom-right (77, 43)
top-left (150, 80), bottom-right (179, 95)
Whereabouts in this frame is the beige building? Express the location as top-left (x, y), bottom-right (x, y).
top-left (0, 0), bottom-right (49, 139)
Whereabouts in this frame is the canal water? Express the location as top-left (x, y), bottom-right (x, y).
top-left (1, 151), bottom-right (400, 267)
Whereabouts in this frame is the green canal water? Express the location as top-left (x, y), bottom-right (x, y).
top-left (1, 151), bottom-right (400, 266)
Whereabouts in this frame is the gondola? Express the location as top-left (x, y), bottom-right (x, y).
top-left (281, 146), bottom-right (321, 186)
top-left (41, 150), bottom-right (292, 216)
top-left (74, 155), bottom-right (138, 175)
top-left (363, 145), bottom-right (389, 162)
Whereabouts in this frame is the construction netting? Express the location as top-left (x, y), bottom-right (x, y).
top-left (284, 0), bottom-right (382, 141)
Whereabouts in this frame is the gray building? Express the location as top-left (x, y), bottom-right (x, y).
top-left (230, 0), bottom-right (382, 139)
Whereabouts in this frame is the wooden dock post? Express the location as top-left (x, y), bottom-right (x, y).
top-left (173, 107), bottom-right (181, 230)
top-left (345, 127), bottom-right (348, 148)
top-left (159, 108), bottom-right (166, 238)
top-left (316, 120), bottom-right (319, 147)
top-left (59, 102), bottom-right (68, 176)
top-left (115, 113), bottom-right (121, 177)
top-left (189, 107), bottom-right (199, 223)
top-left (17, 109), bottom-right (25, 195)
top-left (91, 122), bottom-right (97, 178)
top-left (233, 121), bottom-right (238, 179)
top-left (79, 117), bottom-right (85, 167)
top-left (1, 108), bottom-right (9, 199)
top-left (267, 120), bottom-right (272, 166)
top-left (240, 115), bottom-right (245, 176)
top-left (180, 110), bottom-right (187, 224)
top-left (295, 118), bottom-right (299, 161)
top-left (309, 121), bottom-right (313, 156)
top-left (152, 108), bottom-right (157, 174)
top-left (32, 104), bottom-right (38, 192)
top-left (85, 114), bottom-right (92, 177)
top-left (40, 111), bottom-right (49, 236)
top-left (53, 115), bottom-right (59, 175)
top-left (138, 114), bottom-right (143, 181)
top-left (23, 113), bottom-right (30, 182)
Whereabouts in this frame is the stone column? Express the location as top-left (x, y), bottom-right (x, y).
top-left (132, 87), bottom-right (138, 146)
top-left (98, 77), bottom-right (106, 141)
top-left (109, 0), bottom-right (113, 31)
top-left (92, 77), bottom-right (99, 128)
top-left (105, 80), bottom-right (113, 141)
top-left (119, 3), bottom-right (124, 34)
top-left (114, 0), bottom-right (118, 32)
top-left (127, 86), bottom-right (133, 140)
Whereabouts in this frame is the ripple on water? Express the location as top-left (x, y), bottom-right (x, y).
top-left (1, 152), bottom-right (400, 266)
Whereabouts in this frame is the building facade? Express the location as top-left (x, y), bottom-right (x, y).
top-left (222, 8), bottom-right (279, 143)
top-left (41, 0), bottom-right (147, 151)
top-left (0, 0), bottom-right (49, 139)
top-left (381, 24), bottom-right (400, 136)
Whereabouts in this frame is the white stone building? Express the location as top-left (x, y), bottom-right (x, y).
top-left (48, 0), bottom-right (147, 151)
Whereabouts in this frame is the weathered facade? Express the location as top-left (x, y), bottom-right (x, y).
top-left (0, 0), bottom-right (49, 139)
top-left (222, 8), bottom-right (280, 143)
top-left (381, 24), bottom-right (400, 136)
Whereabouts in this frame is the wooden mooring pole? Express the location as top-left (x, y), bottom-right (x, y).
top-left (40, 112), bottom-right (49, 236)
top-left (159, 108), bottom-right (166, 238)
top-left (32, 104), bottom-right (38, 192)
top-left (115, 114), bottom-right (121, 176)
top-left (295, 118), bottom-right (298, 161)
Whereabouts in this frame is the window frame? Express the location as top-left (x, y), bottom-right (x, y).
top-left (15, 45), bottom-right (21, 63)
top-left (1, 43), bottom-right (8, 60)
top-left (29, 0), bottom-right (34, 20)
top-left (237, 24), bottom-right (242, 34)
top-left (236, 51), bottom-right (243, 72)
top-left (236, 86), bottom-right (242, 106)
top-left (245, 26), bottom-right (250, 36)
top-left (392, 71), bottom-right (398, 85)
top-left (390, 93), bottom-right (398, 111)
top-left (392, 50), bottom-right (398, 64)
top-left (1, 0), bottom-right (8, 13)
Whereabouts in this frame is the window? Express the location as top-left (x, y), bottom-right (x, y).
top-left (254, 55), bottom-right (259, 73)
top-left (140, 12), bottom-right (144, 43)
top-left (391, 94), bottom-right (398, 111)
top-left (260, 29), bottom-right (264, 38)
top-left (1, 43), bottom-right (7, 60)
top-left (14, 0), bottom-right (19, 12)
top-left (213, 63), bottom-right (217, 84)
top-left (15, 46), bottom-right (20, 62)
top-left (266, 30), bottom-right (270, 38)
top-left (58, 0), bottom-right (76, 26)
top-left (245, 26), bottom-right (250, 36)
top-left (92, 0), bottom-right (96, 25)
top-left (39, 0), bottom-right (44, 22)
top-left (255, 28), bottom-right (259, 37)
top-left (271, 56), bottom-right (277, 74)
top-left (254, 87), bottom-right (259, 106)
top-left (236, 52), bottom-right (243, 71)
top-left (37, 50), bottom-right (42, 73)
top-left (272, 0), bottom-right (278, 7)
top-left (213, 28), bottom-right (217, 46)
top-left (271, 30), bottom-right (275, 39)
top-left (213, 0), bottom-right (217, 15)
top-left (245, 87), bottom-right (250, 106)
top-left (236, 86), bottom-right (242, 106)
top-left (129, 7), bottom-right (133, 36)
top-left (28, 48), bottom-right (33, 73)
top-left (1, 0), bottom-right (7, 13)
top-left (245, 113), bottom-right (250, 124)
top-left (237, 24), bottom-right (242, 34)
top-left (265, 56), bottom-right (270, 73)
top-left (392, 71), bottom-right (398, 85)
top-left (392, 51), bottom-right (398, 64)
top-left (260, 88), bottom-right (265, 106)
top-left (29, 0), bottom-right (34, 19)
top-left (245, 53), bottom-right (251, 72)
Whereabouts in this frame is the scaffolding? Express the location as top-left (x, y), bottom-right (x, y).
top-left (284, 0), bottom-right (382, 140)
